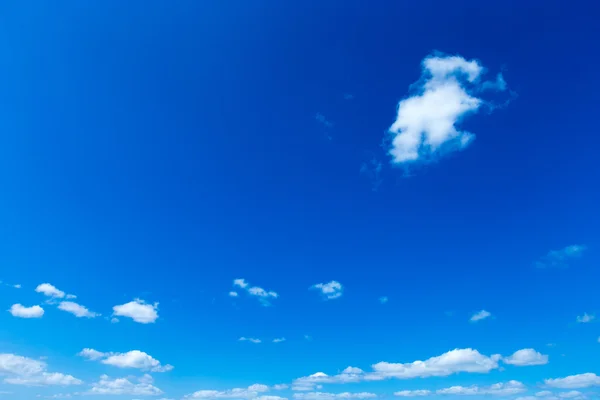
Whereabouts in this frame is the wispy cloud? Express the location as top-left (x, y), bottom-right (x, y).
top-left (239, 337), bottom-right (262, 344)
top-left (294, 393), bottom-right (376, 400)
top-left (576, 313), bottom-right (594, 323)
top-left (315, 113), bottom-right (334, 129)
top-left (78, 349), bottom-right (173, 372)
top-left (184, 383), bottom-right (270, 399)
top-left (535, 245), bottom-right (586, 268)
top-left (57, 301), bottom-right (100, 318)
top-left (435, 380), bottom-right (526, 396)
top-left (360, 158), bottom-right (383, 191)
top-left (232, 279), bottom-right (278, 306)
top-left (310, 281), bottom-right (343, 300)
top-left (470, 310), bottom-right (491, 322)
top-left (273, 338), bottom-right (286, 343)
top-left (386, 53), bottom-right (509, 165)
top-left (544, 373), bottom-right (600, 389)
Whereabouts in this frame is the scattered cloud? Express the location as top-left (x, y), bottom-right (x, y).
top-left (35, 283), bottom-right (65, 299)
top-left (112, 299), bottom-right (159, 324)
top-left (503, 349), bottom-right (549, 366)
top-left (8, 304), bottom-right (44, 318)
top-left (379, 296), bottom-right (388, 304)
top-left (310, 281), bottom-right (343, 300)
top-left (470, 310), bottom-right (491, 322)
top-left (232, 279), bottom-right (278, 306)
top-left (386, 53), bottom-right (507, 165)
top-left (273, 338), bottom-right (286, 343)
top-left (185, 383), bottom-right (270, 399)
top-left (576, 313), bottom-right (594, 323)
top-left (273, 385), bottom-right (289, 390)
top-left (229, 291), bottom-right (239, 297)
top-left (239, 337), bottom-right (262, 344)
top-left (87, 374), bottom-right (162, 396)
top-left (535, 245), bottom-right (586, 268)
top-left (294, 393), bottom-right (376, 400)
top-left (315, 113), bottom-right (334, 129)
top-left (394, 391), bottom-right (432, 397)
top-left (545, 373), bottom-right (600, 388)
top-left (77, 349), bottom-right (172, 372)
top-left (57, 301), bottom-right (99, 318)
top-left (0, 353), bottom-right (82, 386)
top-left (435, 381), bottom-right (526, 396)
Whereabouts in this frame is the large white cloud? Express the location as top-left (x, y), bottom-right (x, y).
top-left (112, 299), bottom-right (159, 323)
top-left (544, 373), bottom-right (600, 389)
top-left (77, 349), bottom-right (172, 372)
top-left (310, 281), bottom-right (343, 300)
top-left (57, 301), bottom-right (99, 318)
top-left (0, 353), bottom-right (81, 386)
top-left (503, 349), bottom-right (548, 366)
top-left (87, 374), bottom-right (162, 395)
top-left (8, 304), bottom-right (44, 318)
top-left (387, 54), bottom-right (507, 165)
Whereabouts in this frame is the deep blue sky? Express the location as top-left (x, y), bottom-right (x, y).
top-left (0, 1), bottom-right (599, 399)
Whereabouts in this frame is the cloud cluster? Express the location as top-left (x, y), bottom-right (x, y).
top-left (535, 245), bottom-right (586, 268)
top-left (386, 54), bottom-right (507, 165)
top-left (0, 353), bottom-right (82, 386)
top-left (185, 383), bottom-right (272, 399)
top-left (239, 337), bottom-right (262, 344)
top-left (112, 299), bottom-right (159, 323)
top-left (78, 349), bottom-right (173, 372)
top-left (87, 374), bottom-right (162, 396)
top-left (310, 281), bottom-right (343, 300)
top-left (233, 279), bottom-right (279, 306)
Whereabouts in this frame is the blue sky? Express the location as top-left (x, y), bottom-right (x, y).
top-left (0, 1), bottom-right (599, 399)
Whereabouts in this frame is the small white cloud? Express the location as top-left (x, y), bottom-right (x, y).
top-left (78, 348), bottom-right (105, 361)
top-left (545, 373), bottom-right (600, 388)
top-left (229, 291), bottom-right (239, 297)
top-left (503, 348), bottom-right (549, 366)
top-left (77, 349), bottom-right (172, 372)
top-left (576, 313), bottom-right (594, 323)
top-left (232, 279), bottom-right (278, 306)
top-left (239, 337), bottom-right (261, 344)
top-left (536, 391), bottom-right (554, 397)
top-left (185, 384), bottom-right (271, 399)
top-left (435, 381), bottom-right (526, 396)
top-left (57, 301), bottom-right (99, 318)
top-left (294, 393), bottom-right (376, 400)
top-left (110, 317), bottom-right (119, 324)
top-left (8, 304), bottom-right (44, 319)
top-left (394, 390), bottom-right (431, 397)
top-left (535, 245), bottom-right (586, 268)
top-left (315, 113), bottom-right (334, 129)
top-left (87, 374), bottom-right (162, 395)
top-left (470, 310), bottom-right (491, 322)
top-left (233, 279), bottom-right (249, 289)
top-left (558, 391), bottom-right (583, 399)
top-left (13, 284), bottom-right (21, 289)
top-left (35, 283), bottom-right (65, 298)
top-left (386, 54), bottom-right (507, 165)
top-left (379, 297), bottom-right (388, 304)
top-left (273, 338), bottom-right (286, 343)
top-left (310, 281), bottom-right (343, 300)
top-left (112, 299), bottom-right (158, 324)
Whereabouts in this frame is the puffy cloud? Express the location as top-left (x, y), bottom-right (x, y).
top-left (185, 384), bottom-right (270, 399)
top-left (535, 245), bottom-right (586, 268)
top-left (273, 338), bottom-right (286, 343)
top-left (394, 391), bottom-right (432, 397)
top-left (57, 301), bottom-right (99, 318)
top-left (293, 393), bottom-right (376, 400)
top-left (545, 373), bottom-right (600, 389)
top-left (310, 281), bottom-right (343, 300)
top-left (112, 299), bottom-right (158, 324)
top-left (8, 304), bottom-right (44, 318)
top-left (233, 279), bottom-right (278, 306)
top-left (576, 313), bottom-right (594, 323)
top-left (35, 283), bottom-right (65, 298)
top-left (87, 374), bottom-right (162, 396)
top-left (229, 292), bottom-right (239, 297)
top-left (386, 54), bottom-right (506, 165)
top-left (0, 353), bottom-right (81, 386)
top-left (436, 381), bottom-right (526, 396)
top-left (470, 310), bottom-right (491, 322)
top-left (503, 349), bottom-right (549, 366)
top-left (77, 349), bottom-right (172, 372)
top-left (239, 337), bottom-right (261, 344)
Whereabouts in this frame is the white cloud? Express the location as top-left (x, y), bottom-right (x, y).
top-left (294, 393), bottom-right (376, 400)
top-left (379, 297), bottom-right (388, 304)
top-left (310, 281), bottom-right (343, 300)
top-left (394, 390), bottom-right (432, 397)
top-left (436, 381), bottom-right (526, 396)
top-left (545, 373), bottom-right (600, 389)
top-left (239, 337), bottom-right (261, 344)
top-left (470, 310), bottom-right (491, 322)
top-left (35, 283), bottom-right (65, 298)
top-left (536, 391), bottom-right (554, 397)
top-left (503, 349), bottom-right (549, 366)
top-left (87, 374), bottom-right (162, 396)
top-left (273, 338), bottom-right (286, 343)
top-left (112, 299), bottom-right (158, 324)
top-left (273, 385), bottom-right (289, 390)
top-left (57, 301), bottom-right (99, 318)
top-left (185, 384), bottom-right (270, 399)
top-left (558, 391), bottom-right (583, 399)
top-left (535, 245), bottom-right (586, 268)
top-left (293, 368), bottom-right (365, 391)
top-left (77, 349), bottom-right (172, 372)
top-left (13, 284), bottom-right (21, 289)
top-left (233, 279), bottom-right (278, 306)
top-left (387, 54), bottom-right (507, 165)
top-left (8, 304), bottom-right (44, 318)
top-left (576, 313), bottom-right (594, 323)
top-left (0, 353), bottom-right (81, 387)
